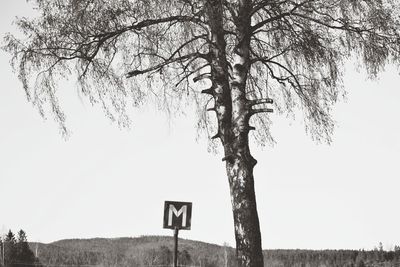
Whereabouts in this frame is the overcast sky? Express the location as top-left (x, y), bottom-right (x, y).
top-left (1, 1), bottom-right (399, 250)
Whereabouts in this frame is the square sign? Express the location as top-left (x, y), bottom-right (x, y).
top-left (163, 201), bottom-right (192, 230)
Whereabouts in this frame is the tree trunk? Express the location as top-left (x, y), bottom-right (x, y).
top-left (225, 146), bottom-right (263, 267)
top-left (205, 0), bottom-right (264, 266)
top-left (226, 0), bottom-right (264, 266)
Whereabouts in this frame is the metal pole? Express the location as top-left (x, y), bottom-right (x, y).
top-left (173, 227), bottom-right (179, 267)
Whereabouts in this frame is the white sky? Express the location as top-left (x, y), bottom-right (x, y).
top-left (1, 1), bottom-right (399, 250)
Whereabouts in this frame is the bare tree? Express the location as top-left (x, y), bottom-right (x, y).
top-left (3, 0), bottom-right (400, 266)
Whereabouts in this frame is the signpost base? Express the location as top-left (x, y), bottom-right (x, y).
top-left (173, 228), bottom-right (179, 267)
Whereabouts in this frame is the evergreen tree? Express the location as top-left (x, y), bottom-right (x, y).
top-left (4, 230), bottom-right (16, 266)
top-left (14, 230), bottom-right (36, 267)
top-left (1, 230), bottom-right (37, 267)
top-left (0, 239), bottom-right (3, 267)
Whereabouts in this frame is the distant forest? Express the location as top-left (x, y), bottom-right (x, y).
top-left (0, 229), bottom-right (40, 267)
top-left (1, 232), bottom-right (400, 266)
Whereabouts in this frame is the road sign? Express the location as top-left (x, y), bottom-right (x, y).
top-left (163, 201), bottom-right (192, 230)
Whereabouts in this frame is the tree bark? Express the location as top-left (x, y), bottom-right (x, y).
top-left (225, 144), bottom-right (263, 267)
top-left (205, 1), bottom-right (264, 266)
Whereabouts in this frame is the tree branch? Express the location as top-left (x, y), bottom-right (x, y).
top-left (248, 98), bottom-right (273, 106)
top-left (126, 52), bottom-right (206, 78)
top-left (251, 0), bottom-right (311, 32)
top-left (250, 108), bottom-right (274, 116)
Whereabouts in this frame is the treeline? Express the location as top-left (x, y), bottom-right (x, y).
top-left (29, 236), bottom-right (400, 267)
top-left (2, 233), bottom-right (399, 266)
top-left (263, 246), bottom-right (400, 267)
top-left (0, 229), bottom-right (40, 267)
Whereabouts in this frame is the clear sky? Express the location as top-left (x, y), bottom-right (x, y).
top-left (1, 1), bottom-right (399, 250)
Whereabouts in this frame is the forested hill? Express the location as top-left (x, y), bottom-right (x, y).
top-left (29, 236), bottom-right (400, 267)
top-left (30, 236), bottom-right (229, 266)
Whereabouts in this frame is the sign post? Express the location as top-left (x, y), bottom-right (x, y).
top-left (163, 201), bottom-right (192, 267)
top-left (173, 227), bottom-right (178, 267)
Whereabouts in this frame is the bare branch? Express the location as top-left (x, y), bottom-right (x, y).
top-left (248, 98), bottom-right (273, 106)
top-left (250, 108), bottom-right (274, 116)
top-left (193, 72), bottom-right (211, 82)
top-left (126, 52), bottom-right (206, 77)
top-left (251, 0), bottom-right (311, 32)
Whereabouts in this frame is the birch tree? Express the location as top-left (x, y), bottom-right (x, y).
top-left (4, 0), bottom-right (400, 266)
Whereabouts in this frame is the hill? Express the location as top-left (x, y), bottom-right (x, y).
top-left (30, 236), bottom-right (232, 266)
top-left (29, 236), bottom-right (400, 267)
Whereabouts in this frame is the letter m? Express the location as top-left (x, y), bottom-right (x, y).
top-left (168, 204), bottom-right (187, 227)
